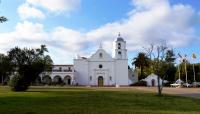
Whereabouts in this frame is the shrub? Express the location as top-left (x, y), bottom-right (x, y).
top-left (9, 74), bottom-right (29, 91)
top-left (42, 76), bottom-right (52, 85)
top-left (163, 81), bottom-right (171, 87)
top-left (130, 81), bottom-right (147, 86)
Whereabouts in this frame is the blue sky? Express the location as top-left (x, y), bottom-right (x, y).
top-left (0, 0), bottom-right (200, 66)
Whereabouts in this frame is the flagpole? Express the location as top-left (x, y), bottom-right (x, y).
top-left (193, 64), bottom-right (196, 82)
top-left (178, 63), bottom-right (180, 82)
top-left (192, 53), bottom-right (196, 83)
top-left (177, 53), bottom-right (182, 84)
top-left (183, 54), bottom-right (188, 85)
top-left (184, 61), bottom-right (188, 84)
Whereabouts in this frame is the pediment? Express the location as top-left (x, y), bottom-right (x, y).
top-left (89, 49), bottom-right (114, 61)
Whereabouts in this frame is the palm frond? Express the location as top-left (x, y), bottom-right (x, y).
top-left (0, 16), bottom-right (8, 23)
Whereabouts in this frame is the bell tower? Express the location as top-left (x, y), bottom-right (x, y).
top-left (113, 33), bottom-right (127, 59)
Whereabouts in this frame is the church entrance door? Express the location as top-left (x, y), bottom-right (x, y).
top-left (98, 76), bottom-right (104, 86)
top-left (151, 79), bottom-right (155, 87)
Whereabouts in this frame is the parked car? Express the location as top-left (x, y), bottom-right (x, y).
top-left (182, 83), bottom-right (192, 87)
top-left (191, 82), bottom-right (200, 87)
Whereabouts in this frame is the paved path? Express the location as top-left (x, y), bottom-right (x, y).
top-left (134, 87), bottom-right (200, 99)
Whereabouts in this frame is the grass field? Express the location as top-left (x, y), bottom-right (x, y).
top-left (0, 86), bottom-right (200, 114)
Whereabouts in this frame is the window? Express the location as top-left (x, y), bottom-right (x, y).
top-left (109, 76), bottom-right (112, 81)
top-left (59, 67), bottom-right (62, 71)
top-left (90, 76), bottom-right (92, 81)
top-left (118, 51), bottom-right (121, 55)
top-left (99, 53), bottom-right (103, 58)
top-left (118, 43), bottom-right (121, 49)
top-left (68, 67), bottom-right (72, 72)
top-left (99, 64), bottom-right (103, 68)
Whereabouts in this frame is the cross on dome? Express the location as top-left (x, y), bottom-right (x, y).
top-left (99, 42), bottom-right (102, 49)
top-left (117, 32), bottom-right (124, 41)
top-left (118, 32), bottom-right (121, 37)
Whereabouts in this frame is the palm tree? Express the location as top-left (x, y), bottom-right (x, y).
top-left (0, 1), bottom-right (7, 23)
top-left (36, 45), bottom-right (48, 56)
top-left (0, 16), bottom-right (7, 23)
top-left (132, 52), bottom-right (150, 80)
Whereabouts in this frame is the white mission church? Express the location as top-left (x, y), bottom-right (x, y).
top-left (40, 34), bottom-right (138, 86)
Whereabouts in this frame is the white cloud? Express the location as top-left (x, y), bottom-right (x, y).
top-left (0, 21), bottom-right (48, 53)
top-left (87, 0), bottom-right (199, 51)
top-left (14, 21), bottom-right (48, 41)
top-left (26, 0), bottom-right (81, 12)
top-left (0, 21), bottom-right (87, 63)
top-left (1, 0), bottom-right (200, 64)
top-left (18, 3), bottom-right (45, 19)
top-left (131, 0), bottom-right (169, 10)
top-left (50, 27), bottom-right (87, 52)
top-left (17, 0), bottom-right (81, 19)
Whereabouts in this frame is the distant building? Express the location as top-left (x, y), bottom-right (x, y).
top-left (40, 65), bottom-right (75, 85)
top-left (142, 73), bottom-right (162, 87)
top-left (40, 34), bottom-right (137, 86)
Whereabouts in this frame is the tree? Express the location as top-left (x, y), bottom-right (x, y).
top-left (0, 54), bottom-right (12, 85)
top-left (144, 44), bottom-right (168, 96)
top-left (164, 50), bottom-right (176, 82)
top-left (0, 1), bottom-right (8, 23)
top-left (165, 50), bottom-right (176, 64)
top-left (195, 64), bottom-right (200, 81)
top-left (154, 45), bottom-right (168, 96)
top-left (132, 52), bottom-right (150, 80)
top-left (0, 16), bottom-right (7, 23)
top-left (175, 63), bottom-right (199, 83)
top-left (8, 45), bottom-right (53, 91)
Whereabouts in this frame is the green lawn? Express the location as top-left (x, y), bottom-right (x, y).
top-left (0, 86), bottom-right (200, 114)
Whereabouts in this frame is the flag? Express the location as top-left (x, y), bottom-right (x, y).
top-left (192, 53), bottom-right (197, 59)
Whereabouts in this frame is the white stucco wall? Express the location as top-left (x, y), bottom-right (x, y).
top-left (74, 59), bottom-right (88, 85)
top-left (40, 65), bottom-right (74, 85)
top-left (143, 74), bottom-right (162, 87)
top-left (74, 46), bottom-right (130, 86)
top-left (88, 61), bottom-right (115, 86)
top-left (115, 60), bottom-right (129, 85)
top-left (128, 68), bottom-right (138, 84)
top-left (39, 36), bottom-right (134, 86)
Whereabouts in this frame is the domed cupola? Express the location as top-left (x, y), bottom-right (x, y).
top-left (117, 33), bottom-right (125, 42)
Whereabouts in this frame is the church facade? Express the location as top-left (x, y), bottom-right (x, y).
top-left (40, 34), bottom-right (137, 86)
top-left (74, 35), bottom-right (129, 86)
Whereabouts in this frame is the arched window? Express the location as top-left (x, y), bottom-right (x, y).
top-left (59, 67), bottom-right (62, 71)
top-left (99, 64), bottom-right (103, 68)
top-left (118, 51), bottom-right (121, 55)
top-left (68, 67), bottom-right (72, 72)
top-left (118, 43), bottom-right (121, 49)
top-left (99, 53), bottom-right (103, 58)
top-left (109, 76), bottom-right (112, 81)
top-left (90, 76), bottom-right (92, 81)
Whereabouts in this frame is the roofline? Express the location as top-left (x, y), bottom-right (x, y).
top-left (52, 64), bottom-right (74, 66)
